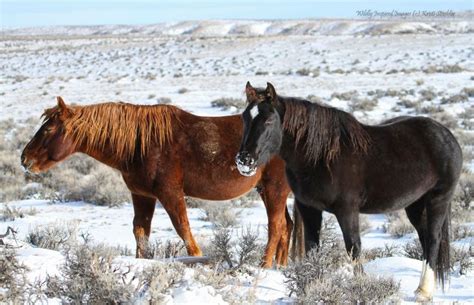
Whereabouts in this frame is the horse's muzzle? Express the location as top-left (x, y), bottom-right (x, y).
top-left (235, 151), bottom-right (257, 177)
top-left (20, 154), bottom-right (33, 173)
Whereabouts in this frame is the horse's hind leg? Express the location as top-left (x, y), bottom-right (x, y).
top-left (156, 188), bottom-right (202, 257)
top-left (414, 189), bottom-right (452, 302)
top-left (259, 183), bottom-right (289, 268)
top-left (295, 200), bottom-right (323, 253)
top-left (275, 206), bottom-right (293, 266)
top-left (132, 193), bottom-right (157, 258)
top-left (405, 197), bottom-right (428, 258)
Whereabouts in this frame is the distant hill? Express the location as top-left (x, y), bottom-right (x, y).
top-left (2, 18), bottom-right (473, 37)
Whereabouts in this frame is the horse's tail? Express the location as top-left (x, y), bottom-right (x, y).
top-left (437, 205), bottom-right (451, 291)
top-left (290, 202), bottom-right (305, 262)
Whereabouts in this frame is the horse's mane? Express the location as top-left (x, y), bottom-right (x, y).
top-left (281, 97), bottom-right (370, 166)
top-left (43, 102), bottom-right (180, 162)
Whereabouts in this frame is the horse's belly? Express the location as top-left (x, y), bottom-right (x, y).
top-left (183, 167), bottom-right (261, 201)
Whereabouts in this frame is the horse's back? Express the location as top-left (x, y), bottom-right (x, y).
top-left (356, 116), bottom-right (462, 212)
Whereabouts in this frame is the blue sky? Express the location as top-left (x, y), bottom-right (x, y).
top-left (0, 0), bottom-right (471, 28)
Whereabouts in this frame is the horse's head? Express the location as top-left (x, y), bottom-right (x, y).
top-left (21, 97), bottom-right (76, 173)
top-left (235, 82), bottom-right (283, 176)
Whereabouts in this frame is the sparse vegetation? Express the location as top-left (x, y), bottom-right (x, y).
top-left (403, 239), bottom-right (424, 260)
top-left (451, 246), bottom-right (474, 275)
top-left (26, 222), bottom-right (77, 250)
top-left (208, 226), bottom-right (264, 270)
top-left (383, 211), bottom-right (414, 238)
top-left (200, 201), bottom-right (241, 228)
top-left (284, 222), bottom-right (400, 304)
top-left (211, 97), bottom-right (245, 111)
top-left (349, 97), bottom-right (378, 112)
top-left (363, 244), bottom-right (400, 261)
top-left (0, 248), bottom-right (29, 304)
top-left (296, 68), bottom-right (320, 77)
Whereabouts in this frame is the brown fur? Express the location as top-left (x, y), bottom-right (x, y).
top-left (43, 103), bottom-right (179, 162)
top-left (23, 98), bottom-right (292, 267)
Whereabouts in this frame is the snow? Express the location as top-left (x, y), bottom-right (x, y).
top-left (1, 17), bottom-right (474, 304)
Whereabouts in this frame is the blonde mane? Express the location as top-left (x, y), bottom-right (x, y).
top-left (44, 102), bottom-right (180, 162)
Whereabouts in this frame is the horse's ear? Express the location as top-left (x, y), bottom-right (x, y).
top-left (57, 96), bottom-right (67, 109)
top-left (56, 96), bottom-right (73, 118)
top-left (245, 81), bottom-right (258, 103)
top-left (266, 82), bottom-right (278, 106)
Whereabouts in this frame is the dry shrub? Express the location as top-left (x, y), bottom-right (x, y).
top-left (432, 112), bottom-right (458, 130)
top-left (45, 243), bottom-right (133, 304)
top-left (136, 262), bottom-right (185, 303)
top-left (211, 97), bottom-right (245, 111)
top-left (403, 239), bottom-right (424, 260)
top-left (451, 246), bottom-right (474, 275)
top-left (441, 94), bottom-right (468, 104)
top-left (1, 203), bottom-right (25, 221)
top-left (452, 172), bottom-right (474, 223)
top-left (423, 64), bottom-right (464, 74)
top-left (331, 90), bottom-right (358, 101)
top-left (383, 211), bottom-right (414, 238)
top-left (284, 222), bottom-right (400, 304)
top-left (363, 244), bottom-right (400, 261)
top-left (418, 89), bottom-right (437, 101)
top-left (26, 222), bottom-right (77, 250)
top-left (0, 248), bottom-right (29, 303)
top-left (0, 150), bottom-right (26, 202)
top-left (200, 201), bottom-right (241, 228)
top-left (208, 226), bottom-right (264, 270)
top-left (349, 97), bottom-right (378, 112)
top-left (451, 223), bottom-right (474, 241)
top-left (145, 239), bottom-right (186, 259)
top-left (38, 156), bottom-right (130, 206)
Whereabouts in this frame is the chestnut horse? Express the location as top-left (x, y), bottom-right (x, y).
top-left (21, 97), bottom-right (292, 267)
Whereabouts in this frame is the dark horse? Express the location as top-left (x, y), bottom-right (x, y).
top-left (21, 97), bottom-right (292, 267)
top-left (236, 82), bottom-right (462, 301)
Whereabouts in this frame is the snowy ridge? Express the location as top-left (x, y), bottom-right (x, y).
top-left (2, 19), bottom-right (473, 37)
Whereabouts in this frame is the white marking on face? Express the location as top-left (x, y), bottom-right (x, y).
top-left (250, 105), bottom-right (259, 119)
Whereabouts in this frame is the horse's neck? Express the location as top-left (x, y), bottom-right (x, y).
top-left (279, 132), bottom-right (303, 166)
top-left (76, 141), bottom-right (126, 171)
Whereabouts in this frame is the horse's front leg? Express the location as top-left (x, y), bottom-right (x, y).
top-left (335, 207), bottom-right (363, 273)
top-left (296, 200), bottom-right (323, 254)
top-left (132, 193), bottom-right (157, 258)
top-left (156, 188), bottom-right (202, 257)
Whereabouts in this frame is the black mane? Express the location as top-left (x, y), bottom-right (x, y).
top-left (280, 96), bottom-right (370, 166)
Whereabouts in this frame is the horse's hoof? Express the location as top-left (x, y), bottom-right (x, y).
top-left (259, 261), bottom-right (273, 269)
top-left (414, 288), bottom-right (433, 303)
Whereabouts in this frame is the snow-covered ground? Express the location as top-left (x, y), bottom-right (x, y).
top-left (1, 18), bottom-right (473, 303)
